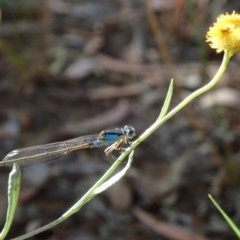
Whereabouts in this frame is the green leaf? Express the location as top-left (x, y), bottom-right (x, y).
top-left (0, 164), bottom-right (21, 240)
top-left (209, 194), bottom-right (240, 238)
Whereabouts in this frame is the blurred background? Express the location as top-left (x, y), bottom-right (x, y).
top-left (1, 0), bottom-right (240, 239)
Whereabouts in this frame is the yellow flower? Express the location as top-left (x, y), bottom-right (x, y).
top-left (206, 11), bottom-right (240, 54)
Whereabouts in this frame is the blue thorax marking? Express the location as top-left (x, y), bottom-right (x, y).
top-left (102, 130), bottom-right (123, 145)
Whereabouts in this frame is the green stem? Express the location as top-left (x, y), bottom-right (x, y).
top-left (12, 50), bottom-right (232, 240)
top-left (11, 152), bottom-right (134, 240)
top-left (131, 50), bottom-right (232, 148)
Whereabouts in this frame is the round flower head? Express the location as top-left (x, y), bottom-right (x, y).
top-left (206, 11), bottom-right (240, 54)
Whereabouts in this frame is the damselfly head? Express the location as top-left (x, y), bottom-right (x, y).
top-left (123, 125), bottom-right (136, 139)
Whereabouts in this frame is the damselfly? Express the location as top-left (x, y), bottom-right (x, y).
top-left (0, 125), bottom-right (136, 167)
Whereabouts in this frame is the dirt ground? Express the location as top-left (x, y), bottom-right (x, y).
top-left (1, 1), bottom-right (240, 240)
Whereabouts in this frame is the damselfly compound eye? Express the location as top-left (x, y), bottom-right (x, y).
top-left (123, 125), bottom-right (136, 139)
